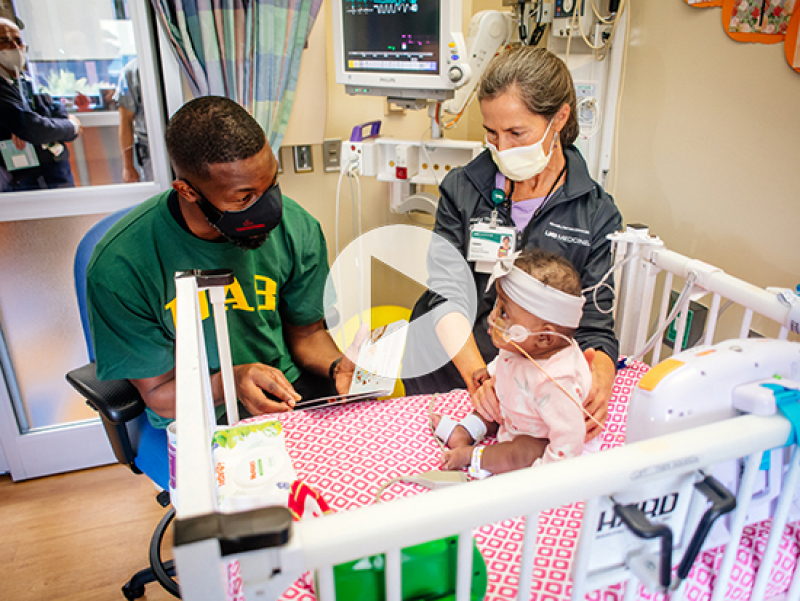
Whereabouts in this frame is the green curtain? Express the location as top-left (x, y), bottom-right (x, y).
top-left (150, 0), bottom-right (321, 149)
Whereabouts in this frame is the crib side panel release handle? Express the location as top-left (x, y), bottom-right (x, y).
top-left (675, 475), bottom-right (737, 583)
top-left (613, 501), bottom-right (674, 590)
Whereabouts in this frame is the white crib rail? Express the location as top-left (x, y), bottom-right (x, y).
top-left (649, 249), bottom-right (793, 351)
top-left (607, 230), bottom-right (800, 601)
top-left (611, 230), bottom-right (798, 359)
top-left (227, 413), bottom-right (794, 600)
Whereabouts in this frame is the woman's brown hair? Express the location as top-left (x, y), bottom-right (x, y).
top-left (478, 46), bottom-right (579, 147)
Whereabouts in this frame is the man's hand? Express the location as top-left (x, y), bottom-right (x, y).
top-left (472, 375), bottom-right (502, 424)
top-left (582, 349), bottom-right (616, 441)
top-left (233, 363), bottom-right (301, 415)
top-left (332, 359), bottom-right (352, 395)
top-left (11, 133), bottom-right (25, 150)
top-left (131, 363), bottom-right (301, 422)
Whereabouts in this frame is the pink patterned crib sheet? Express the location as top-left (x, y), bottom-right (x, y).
top-left (224, 360), bottom-right (798, 600)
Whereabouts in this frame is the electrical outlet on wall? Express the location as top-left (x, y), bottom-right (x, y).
top-left (322, 139), bottom-right (341, 172)
top-left (293, 145), bottom-right (313, 173)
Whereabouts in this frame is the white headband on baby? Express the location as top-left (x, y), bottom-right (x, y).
top-left (486, 253), bottom-right (585, 328)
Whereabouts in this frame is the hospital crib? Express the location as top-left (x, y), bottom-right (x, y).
top-left (171, 227), bottom-right (800, 601)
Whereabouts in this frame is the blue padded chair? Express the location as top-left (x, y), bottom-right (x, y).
top-left (65, 207), bottom-right (180, 599)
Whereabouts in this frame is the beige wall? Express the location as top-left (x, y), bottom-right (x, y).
top-left (282, 0), bottom-right (800, 311)
top-left (616, 2), bottom-right (800, 291)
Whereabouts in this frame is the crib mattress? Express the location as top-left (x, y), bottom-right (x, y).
top-left (223, 360), bottom-right (799, 600)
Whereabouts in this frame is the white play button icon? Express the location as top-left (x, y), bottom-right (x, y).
top-left (325, 224), bottom-right (477, 379)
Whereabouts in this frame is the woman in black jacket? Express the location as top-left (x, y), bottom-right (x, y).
top-left (403, 46), bottom-right (622, 442)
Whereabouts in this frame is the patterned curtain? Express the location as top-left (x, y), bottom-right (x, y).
top-left (149, 0), bottom-right (322, 149)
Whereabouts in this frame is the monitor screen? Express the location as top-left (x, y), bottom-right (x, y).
top-left (333, 0), bottom-right (467, 100)
top-left (342, 0), bottom-right (440, 76)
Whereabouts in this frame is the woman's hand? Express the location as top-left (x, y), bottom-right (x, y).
top-left (471, 366), bottom-right (491, 393)
top-left (332, 324), bottom-right (370, 395)
top-left (472, 375), bottom-right (502, 423)
top-left (435, 312), bottom-right (487, 394)
top-left (582, 349), bottom-right (616, 441)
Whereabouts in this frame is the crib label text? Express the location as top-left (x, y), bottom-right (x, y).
top-left (629, 456), bottom-right (699, 481)
top-left (596, 492), bottom-right (680, 534)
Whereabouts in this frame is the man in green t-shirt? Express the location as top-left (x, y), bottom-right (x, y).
top-left (88, 96), bottom-right (353, 429)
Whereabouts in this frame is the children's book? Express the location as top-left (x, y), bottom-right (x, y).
top-left (295, 319), bottom-right (409, 410)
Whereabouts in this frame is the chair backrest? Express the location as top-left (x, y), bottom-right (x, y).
top-left (75, 208), bottom-right (134, 360)
top-left (71, 206), bottom-right (172, 491)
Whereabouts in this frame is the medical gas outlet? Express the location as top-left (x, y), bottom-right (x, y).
top-left (373, 139), bottom-right (482, 186)
top-left (552, 0), bottom-right (594, 38)
top-left (391, 145), bottom-right (418, 180)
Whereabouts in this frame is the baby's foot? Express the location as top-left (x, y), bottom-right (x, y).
top-left (441, 445), bottom-right (473, 471)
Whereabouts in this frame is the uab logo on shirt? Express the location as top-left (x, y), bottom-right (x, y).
top-left (164, 275), bottom-right (277, 326)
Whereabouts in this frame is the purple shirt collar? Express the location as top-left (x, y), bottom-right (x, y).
top-left (494, 172), bottom-right (546, 232)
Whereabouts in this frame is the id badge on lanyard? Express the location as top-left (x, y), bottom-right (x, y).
top-left (467, 188), bottom-right (516, 274)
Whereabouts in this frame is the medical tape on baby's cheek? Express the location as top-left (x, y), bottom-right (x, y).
top-left (498, 267), bottom-right (584, 329)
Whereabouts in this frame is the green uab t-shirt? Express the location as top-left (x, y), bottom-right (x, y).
top-left (87, 190), bottom-right (329, 429)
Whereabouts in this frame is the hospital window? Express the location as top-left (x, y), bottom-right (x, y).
top-left (8, 0), bottom-right (153, 187)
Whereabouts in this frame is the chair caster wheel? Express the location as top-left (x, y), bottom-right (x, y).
top-left (122, 583), bottom-right (145, 600)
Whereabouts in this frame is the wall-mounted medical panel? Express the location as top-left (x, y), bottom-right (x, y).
top-left (373, 138), bottom-right (483, 186)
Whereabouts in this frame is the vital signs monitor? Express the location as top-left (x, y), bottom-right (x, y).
top-left (332, 0), bottom-right (471, 101)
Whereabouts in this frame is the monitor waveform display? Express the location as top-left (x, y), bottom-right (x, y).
top-left (342, 0), bottom-right (439, 74)
top-left (345, 0), bottom-right (420, 15)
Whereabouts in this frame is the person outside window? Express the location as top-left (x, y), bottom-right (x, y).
top-left (0, 17), bottom-right (82, 192)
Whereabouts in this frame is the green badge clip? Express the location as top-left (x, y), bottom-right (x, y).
top-left (491, 188), bottom-right (505, 206)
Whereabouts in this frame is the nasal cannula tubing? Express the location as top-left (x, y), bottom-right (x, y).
top-left (581, 249), bottom-right (644, 315)
top-left (505, 335), bottom-right (606, 432)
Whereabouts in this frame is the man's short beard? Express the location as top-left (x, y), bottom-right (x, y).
top-left (226, 231), bottom-right (269, 250)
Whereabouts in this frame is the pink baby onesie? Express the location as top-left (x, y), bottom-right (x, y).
top-left (488, 343), bottom-right (592, 465)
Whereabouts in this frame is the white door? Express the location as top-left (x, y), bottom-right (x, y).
top-left (0, 0), bottom-right (176, 480)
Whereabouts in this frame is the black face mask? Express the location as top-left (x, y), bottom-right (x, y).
top-left (184, 179), bottom-right (283, 250)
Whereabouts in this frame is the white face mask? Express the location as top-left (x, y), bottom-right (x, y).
top-left (486, 119), bottom-right (556, 182)
top-left (0, 47), bottom-right (26, 77)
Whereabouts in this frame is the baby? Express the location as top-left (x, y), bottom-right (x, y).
top-left (433, 249), bottom-right (593, 478)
